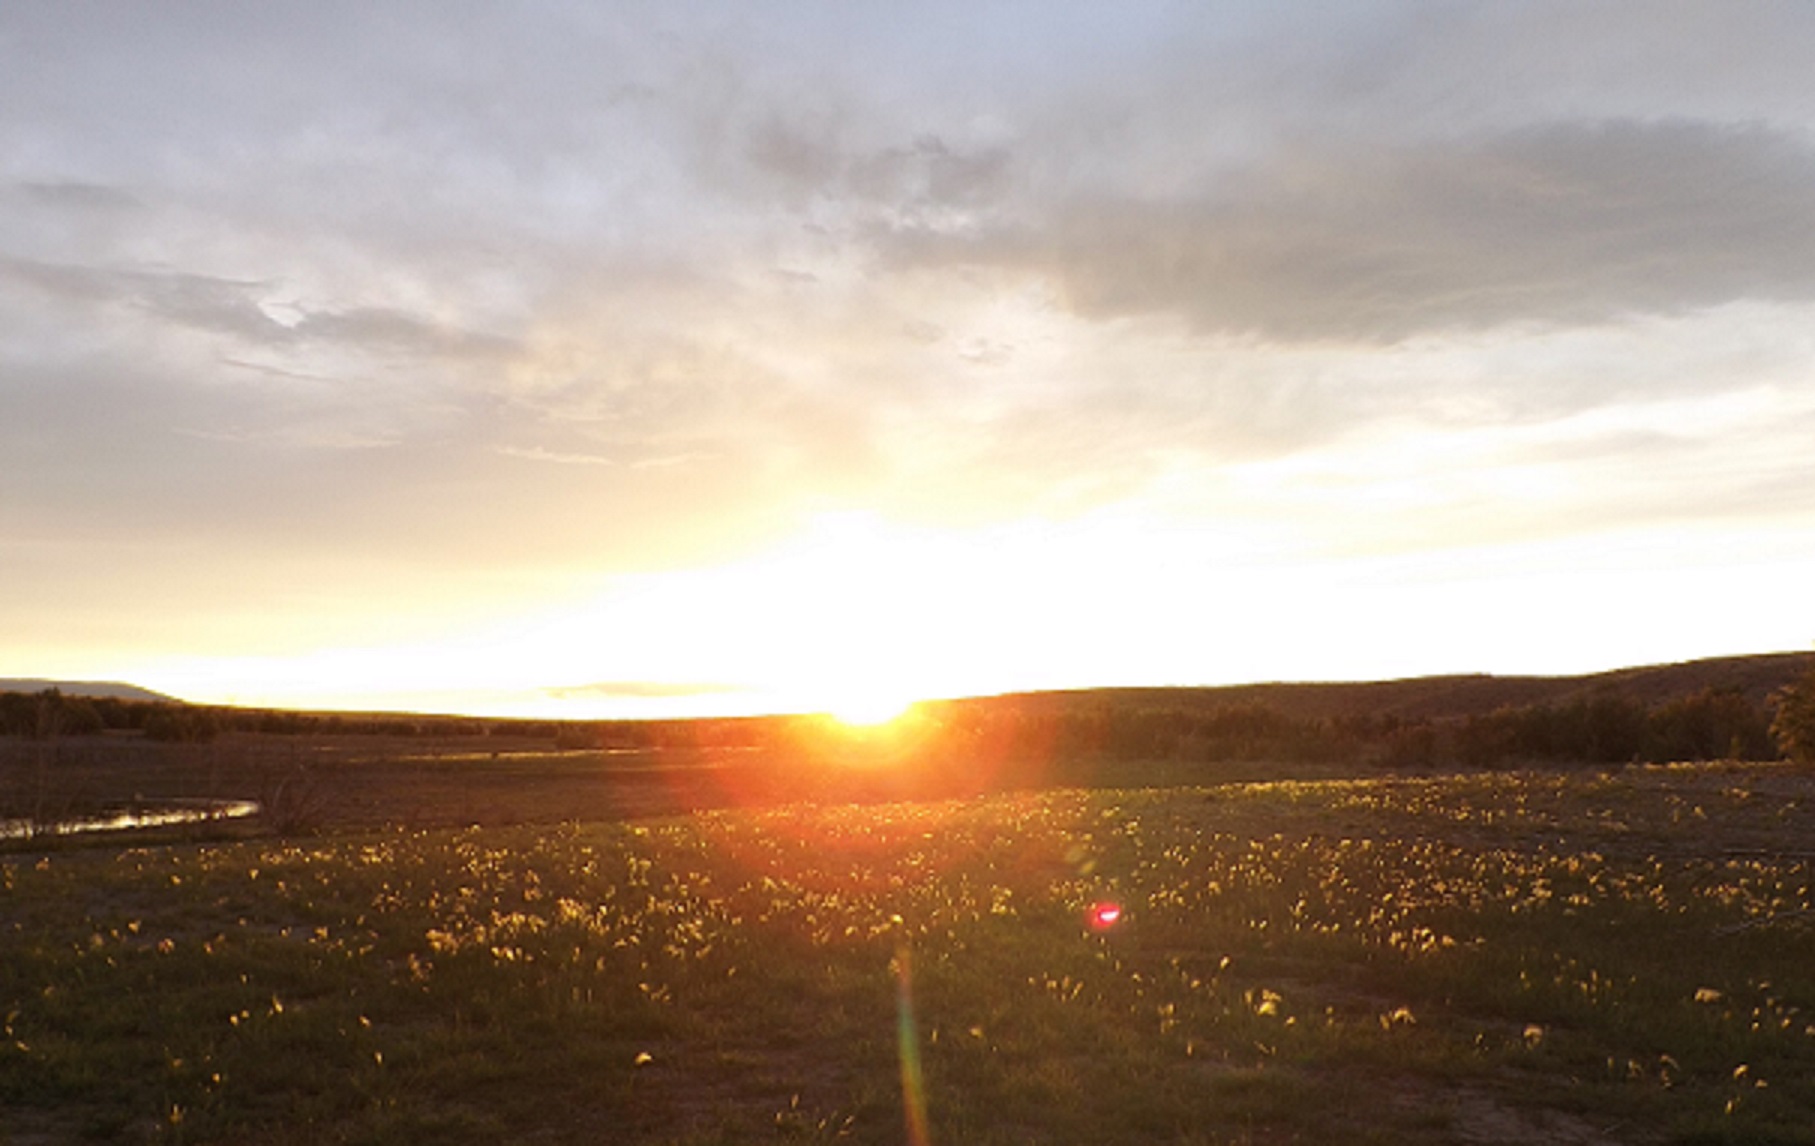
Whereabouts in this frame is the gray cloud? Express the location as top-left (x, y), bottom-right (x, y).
top-left (746, 124), bottom-right (1013, 219)
top-left (289, 306), bottom-right (519, 361)
top-left (0, 256), bottom-right (520, 362)
top-left (879, 120), bottom-right (1815, 342)
top-left (17, 180), bottom-right (141, 211)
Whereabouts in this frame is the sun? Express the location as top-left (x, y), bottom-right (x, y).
top-left (826, 692), bottom-right (916, 728)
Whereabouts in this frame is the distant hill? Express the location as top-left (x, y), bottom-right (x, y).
top-left (0, 679), bottom-right (179, 703)
top-left (958, 652), bottom-right (1815, 723)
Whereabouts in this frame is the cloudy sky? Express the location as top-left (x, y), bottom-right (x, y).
top-left (4, 2), bottom-right (1814, 718)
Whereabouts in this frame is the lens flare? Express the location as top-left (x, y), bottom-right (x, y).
top-left (895, 944), bottom-right (932, 1145)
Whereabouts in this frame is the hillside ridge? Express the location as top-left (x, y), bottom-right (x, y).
top-left (956, 651), bottom-right (1815, 722)
top-left (0, 679), bottom-right (178, 703)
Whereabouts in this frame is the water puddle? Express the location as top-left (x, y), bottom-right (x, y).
top-left (0, 798), bottom-right (261, 841)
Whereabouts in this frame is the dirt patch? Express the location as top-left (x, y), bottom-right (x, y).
top-left (1389, 1082), bottom-right (1650, 1146)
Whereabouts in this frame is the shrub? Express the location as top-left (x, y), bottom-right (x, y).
top-left (1771, 666), bottom-right (1815, 763)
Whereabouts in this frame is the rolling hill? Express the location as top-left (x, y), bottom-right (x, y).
top-left (958, 651), bottom-right (1815, 723)
top-left (0, 679), bottom-right (178, 703)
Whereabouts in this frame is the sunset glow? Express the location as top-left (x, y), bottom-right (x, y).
top-left (3, 6), bottom-right (1813, 714)
top-left (828, 695), bottom-right (917, 729)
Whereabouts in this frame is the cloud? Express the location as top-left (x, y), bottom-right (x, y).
top-left (17, 180), bottom-right (141, 211)
top-left (494, 445), bottom-right (616, 467)
top-left (747, 124), bottom-right (1013, 217)
top-left (0, 256), bottom-right (520, 358)
top-left (877, 119), bottom-right (1815, 343)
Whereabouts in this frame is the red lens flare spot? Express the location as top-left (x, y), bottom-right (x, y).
top-left (1089, 902), bottom-right (1123, 930)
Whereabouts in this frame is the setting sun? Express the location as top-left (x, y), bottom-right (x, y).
top-left (827, 693), bottom-right (917, 728)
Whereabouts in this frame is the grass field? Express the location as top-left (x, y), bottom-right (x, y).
top-left (4, 759), bottom-right (1815, 1143)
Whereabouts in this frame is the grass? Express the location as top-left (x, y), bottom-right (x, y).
top-left (3, 760), bottom-right (1814, 1143)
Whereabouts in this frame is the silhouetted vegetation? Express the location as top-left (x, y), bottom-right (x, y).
top-left (142, 705), bottom-right (220, 744)
top-left (1773, 663), bottom-right (1815, 764)
top-left (900, 687), bottom-right (1783, 775)
top-left (0, 690), bottom-right (102, 739)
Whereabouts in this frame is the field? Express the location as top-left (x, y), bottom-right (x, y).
top-left (4, 753), bottom-right (1815, 1144)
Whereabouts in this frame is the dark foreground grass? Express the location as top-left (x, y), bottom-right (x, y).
top-left (4, 761), bottom-right (1815, 1143)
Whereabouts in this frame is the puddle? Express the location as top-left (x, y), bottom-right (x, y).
top-left (0, 798), bottom-right (261, 841)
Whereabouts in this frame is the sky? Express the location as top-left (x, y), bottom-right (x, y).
top-left (3, 2), bottom-right (1814, 720)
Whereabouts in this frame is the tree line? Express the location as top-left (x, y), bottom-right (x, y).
top-left (911, 681), bottom-right (1813, 770)
top-left (0, 689), bottom-right (772, 747)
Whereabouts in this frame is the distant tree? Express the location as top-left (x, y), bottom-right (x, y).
top-left (59, 697), bottom-right (105, 737)
top-left (1771, 666), bottom-right (1815, 764)
top-left (1381, 720), bottom-right (1442, 770)
top-left (0, 689), bottom-right (101, 739)
top-left (1648, 688), bottom-right (1773, 762)
top-left (1574, 696), bottom-right (1650, 764)
top-left (0, 691), bottom-right (35, 737)
top-left (1457, 708), bottom-right (1520, 768)
top-left (143, 705), bottom-right (220, 744)
top-left (90, 696), bottom-right (134, 730)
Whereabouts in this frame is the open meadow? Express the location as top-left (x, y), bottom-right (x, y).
top-left (4, 757), bottom-right (1815, 1144)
